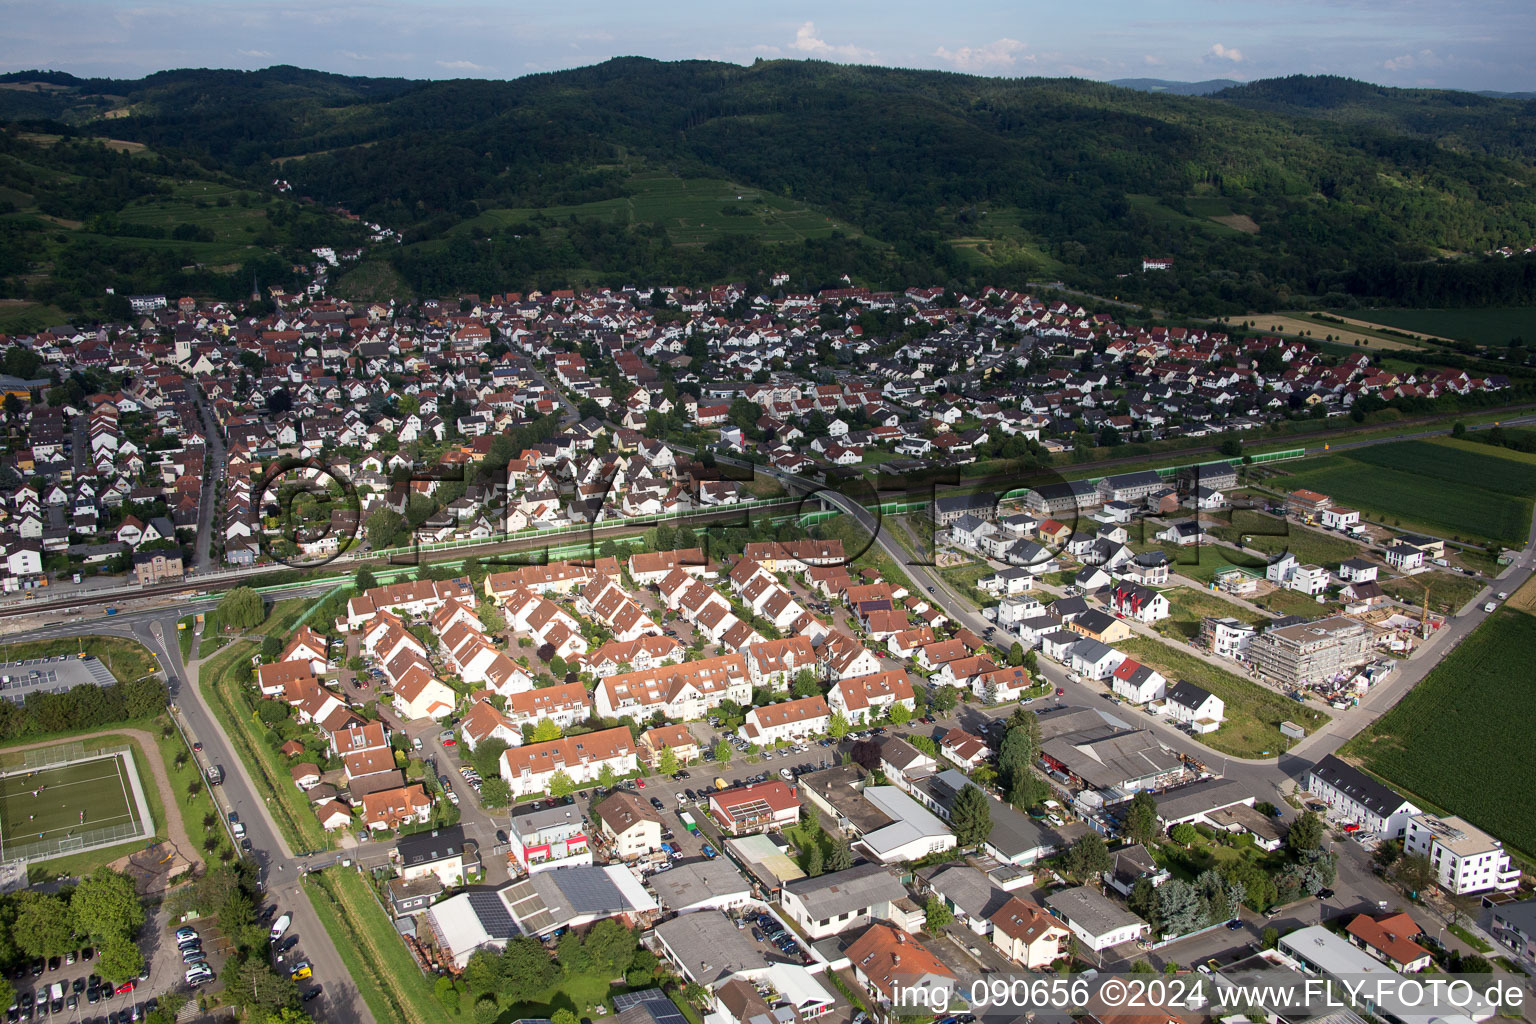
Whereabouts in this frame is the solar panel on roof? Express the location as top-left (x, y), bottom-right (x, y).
top-left (612, 990), bottom-right (689, 1024)
top-left (550, 865), bottom-right (624, 914)
top-left (466, 890), bottom-right (515, 937)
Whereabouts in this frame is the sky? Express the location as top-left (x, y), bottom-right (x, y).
top-left (2, 0), bottom-right (1533, 92)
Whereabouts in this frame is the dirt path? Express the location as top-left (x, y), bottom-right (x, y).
top-left (1, 727), bottom-right (198, 872)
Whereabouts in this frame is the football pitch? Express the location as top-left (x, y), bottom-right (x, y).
top-left (0, 753), bottom-right (146, 861)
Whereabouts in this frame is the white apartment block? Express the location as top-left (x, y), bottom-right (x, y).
top-left (1403, 814), bottom-right (1520, 895)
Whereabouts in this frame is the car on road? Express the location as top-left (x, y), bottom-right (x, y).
top-left (1316, 888), bottom-right (1335, 900)
top-left (290, 963), bottom-right (312, 981)
top-left (927, 586), bottom-right (935, 594)
top-left (649, 796), bottom-right (665, 810)
top-left (270, 914), bottom-right (291, 941)
top-left (1226, 919), bottom-right (1243, 930)
top-left (192, 742), bottom-right (202, 752)
top-left (303, 987), bottom-right (321, 1003)
top-left (635, 778), bottom-right (645, 788)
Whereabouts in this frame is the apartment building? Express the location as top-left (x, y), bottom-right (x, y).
top-left (738, 696), bottom-right (831, 745)
top-left (1403, 814), bottom-right (1520, 894)
top-left (592, 654), bottom-right (751, 721)
top-left (1246, 616), bottom-right (1370, 686)
top-left (508, 803), bottom-right (592, 873)
top-left (1306, 754), bottom-right (1420, 838)
top-left (499, 727), bottom-right (638, 800)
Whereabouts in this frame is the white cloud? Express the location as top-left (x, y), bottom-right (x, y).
top-left (436, 59), bottom-right (487, 71)
top-left (933, 38), bottom-right (1032, 72)
top-left (788, 22), bottom-right (872, 61)
top-left (1143, 55), bottom-right (1165, 66)
top-left (237, 48), bottom-right (273, 58)
top-left (1384, 49), bottom-right (1443, 71)
top-left (1209, 43), bottom-right (1245, 62)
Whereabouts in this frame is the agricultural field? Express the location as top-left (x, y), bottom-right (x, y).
top-left (1256, 313), bottom-right (1420, 350)
top-left (1340, 606), bottom-right (1536, 859)
top-left (1119, 638), bottom-right (1329, 758)
top-left (459, 170), bottom-right (866, 246)
top-left (1336, 307), bottom-right (1536, 347)
top-left (1276, 440), bottom-right (1536, 545)
top-left (1154, 586), bottom-right (1267, 642)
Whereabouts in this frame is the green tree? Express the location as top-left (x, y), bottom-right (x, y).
top-left (1065, 834), bottom-right (1113, 881)
top-left (1286, 810), bottom-right (1325, 856)
top-left (500, 936), bottom-right (559, 1001)
top-left (547, 770), bottom-right (576, 799)
top-left (480, 778), bottom-right (511, 808)
top-left (1262, 926), bottom-right (1280, 950)
top-left (1008, 642), bottom-right (1025, 667)
top-left (72, 867), bottom-right (146, 944)
top-left (791, 669), bottom-right (822, 699)
top-left (1123, 791), bottom-right (1160, 847)
top-left (552, 1011), bottom-right (580, 1024)
top-left (713, 739), bottom-right (733, 764)
top-left (365, 507), bottom-right (409, 550)
top-left (1169, 823), bottom-right (1199, 847)
top-left (657, 748), bottom-right (679, 775)
top-left (355, 567), bottom-right (378, 592)
top-left (950, 783), bottom-right (992, 847)
top-left (924, 896), bottom-right (953, 932)
top-left (826, 835), bottom-right (853, 873)
top-left (471, 738), bottom-right (509, 780)
top-left (827, 712), bottom-right (850, 739)
top-left (928, 687), bottom-right (958, 715)
top-left (804, 840), bottom-right (824, 877)
top-left (583, 919), bottom-right (638, 978)
top-left (97, 934), bottom-right (147, 985)
top-left (597, 764), bottom-right (619, 791)
top-left (261, 634), bottom-right (283, 662)
top-left (530, 719), bottom-right (563, 743)
top-left (1393, 853), bottom-right (1437, 896)
top-left (15, 892), bottom-right (74, 958)
top-left (887, 701), bottom-right (911, 726)
top-left (218, 586), bottom-right (266, 629)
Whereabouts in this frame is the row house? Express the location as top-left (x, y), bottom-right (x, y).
top-left (499, 726), bottom-right (638, 800)
top-left (592, 654), bottom-right (752, 721)
top-left (738, 695), bottom-right (832, 746)
top-left (577, 575), bottom-right (660, 643)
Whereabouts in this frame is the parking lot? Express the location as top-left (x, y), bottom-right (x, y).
top-left (0, 656), bottom-right (115, 703)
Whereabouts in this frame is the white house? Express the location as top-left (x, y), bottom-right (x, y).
top-left (1289, 563), bottom-right (1330, 597)
top-left (1043, 886), bottom-right (1149, 951)
top-left (738, 696), bottom-right (831, 746)
top-left (1337, 558), bottom-right (1378, 584)
top-left (1162, 680), bottom-right (1225, 733)
top-left (1403, 814), bottom-right (1520, 894)
top-left (1109, 582), bottom-right (1169, 623)
top-left (1384, 544), bottom-right (1425, 572)
top-left (1110, 660), bottom-right (1167, 704)
top-left (1306, 754), bottom-right (1420, 838)
top-left (1320, 507), bottom-right (1360, 531)
top-left (1066, 639), bottom-right (1125, 681)
top-left (499, 727), bottom-right (638, 800)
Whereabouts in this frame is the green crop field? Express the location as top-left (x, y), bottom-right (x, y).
top-left (1338, 307), bottom-right (1535, 347)
top-left (1276, 440), bottom-right (1536, 545)
top-left (1341, 606), bottom-right (1536, 858)
top-left (0, 753), bottom-right (143, 858)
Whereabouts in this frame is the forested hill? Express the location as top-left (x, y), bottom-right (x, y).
top-left (3, 60), bottom-right (1536, 315)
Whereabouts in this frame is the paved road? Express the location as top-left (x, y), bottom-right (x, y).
top-left (5, 607), bottom-right (373, 1024)
top-left (191, 392), bottom-right (228, 574)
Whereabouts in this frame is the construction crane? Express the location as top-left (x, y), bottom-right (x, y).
top-left (1418, 578), bottom-right (1433, 639)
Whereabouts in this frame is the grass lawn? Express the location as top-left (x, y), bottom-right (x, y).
top-left (1340, 606), bottom-right (1536, 859)
top-left (153, 714), bottom-right (234, 869)
top-left (1155, 587), bottom-right (1267, 642)
top-left (938, 561), bottom-right (999, 609)
top-left (1210, 511), bottom-right (1363, 568)
top-left (308, 868), bottom-right (438, 1024)
top-left (1119, 638), bottom-right (1329, 758)
top-left (1275, 442), bottom-right (1536, 545)
top-left (0, 635), bottom-right (161, 683)
top-left (200, 640), bottom-right (331, 851)
top-left (1379, 570), bottom-right (1484, 616)
top-left (1150, 542), bottom-right (1263, 584)
top-left (1153, 829), bottom-right (1281, 883)
top-left (1253, 588), bottom-right (1341, 619)
top-left (177, 618), bottom-right (195, 662)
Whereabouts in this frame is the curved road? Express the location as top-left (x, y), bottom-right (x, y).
top-left (6, 604), bottom-right (372, 1024)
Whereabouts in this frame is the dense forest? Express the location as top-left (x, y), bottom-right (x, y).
top-left (1, 62), bottom-right (1534, 315)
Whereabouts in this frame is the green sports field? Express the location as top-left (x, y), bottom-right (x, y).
top-left (0, 753), bottom-right (145, 859)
